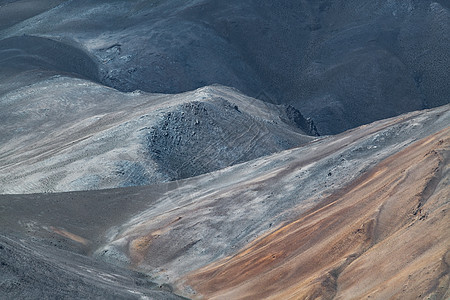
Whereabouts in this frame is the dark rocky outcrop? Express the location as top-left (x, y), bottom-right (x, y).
top-left (281, 104), bottom-right (320, 136)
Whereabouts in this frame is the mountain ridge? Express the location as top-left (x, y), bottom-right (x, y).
top-left (0, 1), bottom-right (449, 299)
top-left (1, 0), bottom-right (448, 134)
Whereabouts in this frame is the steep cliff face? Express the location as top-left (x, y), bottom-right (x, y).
top-left (1, 0), bottom-right (449, 134)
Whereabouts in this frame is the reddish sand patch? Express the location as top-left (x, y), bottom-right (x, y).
top-left (185, 127), bottom-right (450, 299)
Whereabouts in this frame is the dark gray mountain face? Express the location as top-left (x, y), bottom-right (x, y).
top-left (1, 0), bottom-right (448, 134)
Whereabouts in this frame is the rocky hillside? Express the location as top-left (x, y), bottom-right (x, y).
top-left (0, 80), bottom-right (314, 193)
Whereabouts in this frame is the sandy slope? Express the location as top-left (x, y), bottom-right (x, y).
top-left (186, 126), bottom-right (449, 300)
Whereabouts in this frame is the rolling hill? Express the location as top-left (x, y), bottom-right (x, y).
top-left (0, 1), bottom-right (449, 299)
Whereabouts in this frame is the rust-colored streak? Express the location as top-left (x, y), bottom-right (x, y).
top-left (49, 226), bottom-right (90, 246)
top-left (185, 128), bottom-right (450, 299)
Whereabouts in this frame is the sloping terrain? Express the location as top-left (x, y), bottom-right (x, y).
top-left (0, 0), bottom-right (65, 30)
top-left (0, 80), bottom-right (314, 193)
top-left (1, 1), bottom-right (449, 299)
top-left (1, 0), bottom-right (449, 133)
top-left (0, 234), bottom-right (187, 300)
top-left (187, 121), bottom-right (449, 300)
top-left (1, 105), bottom-right (448, 299)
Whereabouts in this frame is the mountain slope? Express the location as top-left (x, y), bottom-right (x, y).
top-left (0, 1), bottom-right (449, 299)
top-left (1, 105), bottom-right (447, 299)
top-left (0, 80), bottom-right (314, 193)
top-left (186, 125), bottom-right (449, 299)
top-left (1, 0), bottom-right (449, 134)
top-left (0, 234), bottom-right (187, 300)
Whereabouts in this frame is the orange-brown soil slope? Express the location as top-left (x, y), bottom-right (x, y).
top-left (186, 127), bottom-right (450, 300)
